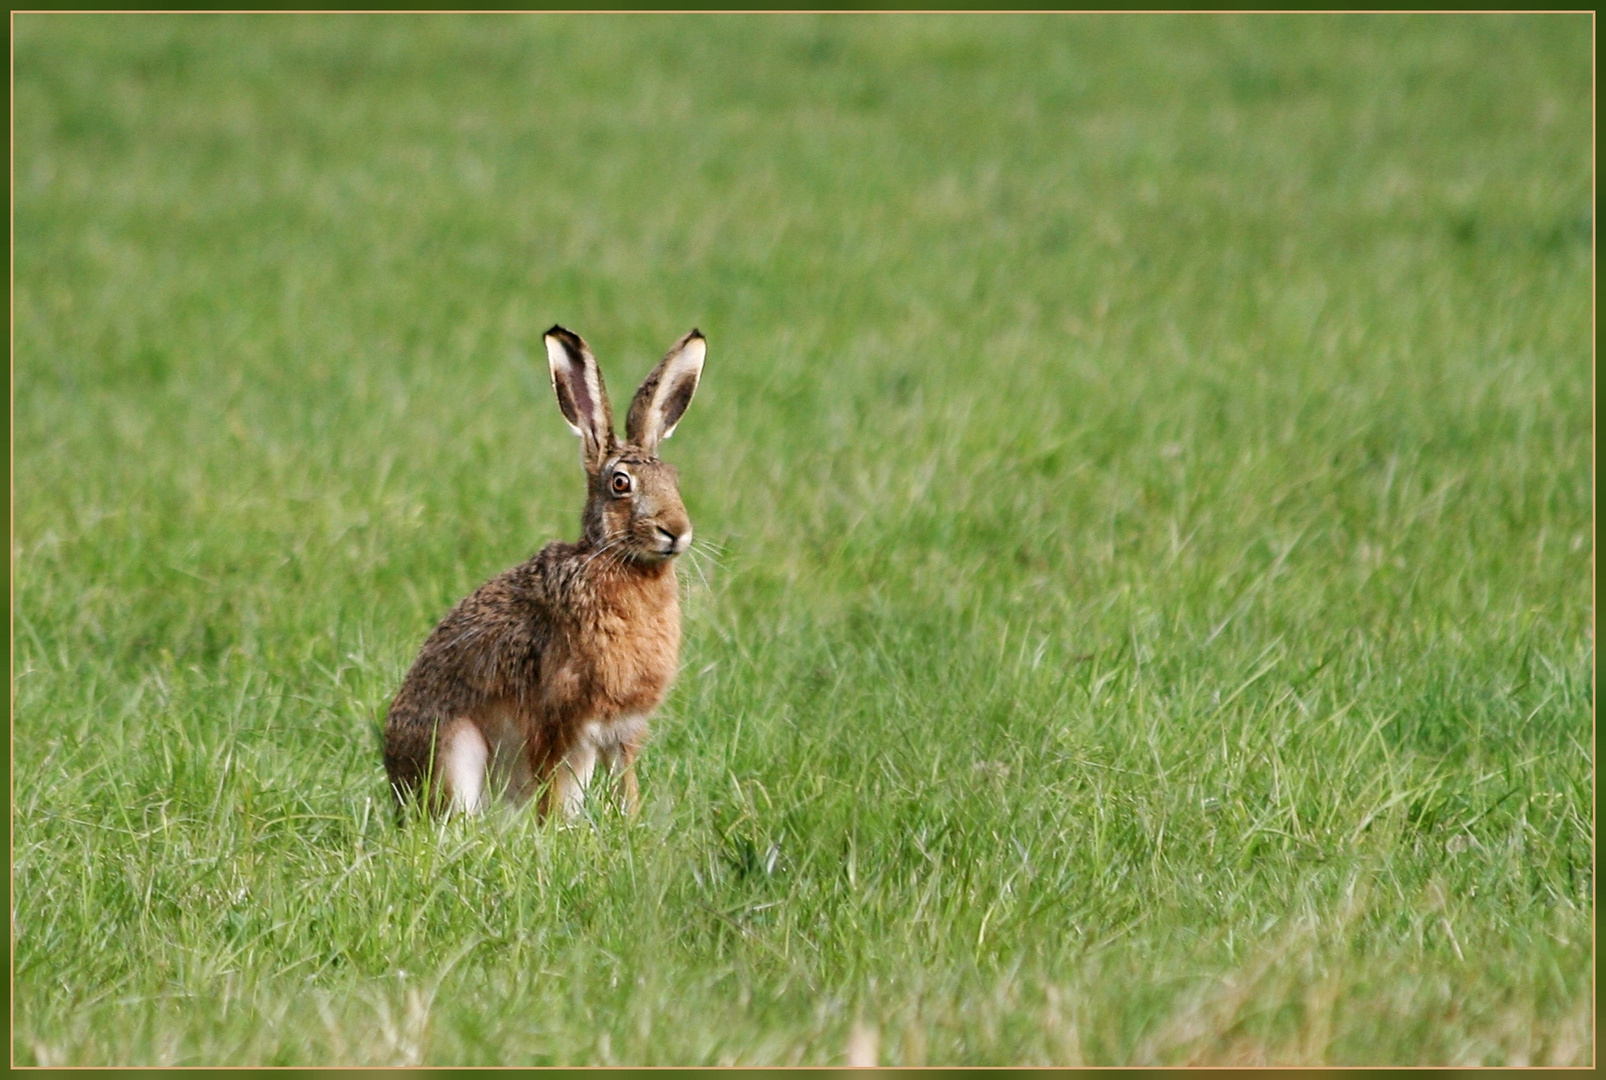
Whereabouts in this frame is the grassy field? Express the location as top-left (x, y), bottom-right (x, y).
top-left (11, 13), bottom-right (1593, 1066)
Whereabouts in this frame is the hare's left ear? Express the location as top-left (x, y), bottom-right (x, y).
top-left (546, 325), bottom-right (615, 470)
top-left (626, 330), bottom-right (705, 454)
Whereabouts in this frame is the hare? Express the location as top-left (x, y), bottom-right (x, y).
top-left (382, 326), bottom-right (706, 821)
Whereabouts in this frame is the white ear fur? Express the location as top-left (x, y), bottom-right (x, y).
top-left (625, 331), bottom-right (705, 453)
top-left (545, 326), bottom-right (614, 464)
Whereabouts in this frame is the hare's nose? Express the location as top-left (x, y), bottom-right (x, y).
top-left (656, 525), bottom-right (692, 555)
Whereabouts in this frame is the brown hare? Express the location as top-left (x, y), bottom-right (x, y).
top-left (382, 326), bottom-right (705, 821)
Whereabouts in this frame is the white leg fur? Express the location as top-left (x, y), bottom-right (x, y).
top-left (586, 715), bottom-right (647, 812)
top-left (556, 740), bottom-right (598, 820)
top-left (440, 720), bottom-right (489, 815)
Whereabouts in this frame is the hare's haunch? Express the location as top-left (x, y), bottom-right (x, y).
top-left (383, 326), bottom-right (706, 820)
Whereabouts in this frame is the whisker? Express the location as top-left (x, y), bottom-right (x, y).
top-left (579, 536), bottom-right (628, 573)
top-left (682, 546), bottom-right (713, 591)
top-left (690, 540), bottom-right (727, 567)
top-left (598, 539), bottom-right (633, 577)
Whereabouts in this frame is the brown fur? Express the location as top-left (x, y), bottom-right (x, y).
top-left (382, 327), bottom-right (704, 820)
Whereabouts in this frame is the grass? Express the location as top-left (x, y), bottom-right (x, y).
top-left (10, 12), bottom-right (1594, 1066)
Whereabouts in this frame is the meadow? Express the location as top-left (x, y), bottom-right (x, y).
top-left (10, 13), bottom-right (1593, 1066)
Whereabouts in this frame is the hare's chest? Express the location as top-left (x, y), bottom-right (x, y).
top-left (554, 575), bottom-right (680, 717)
top-left (593, 600), bottom-right (680, 710)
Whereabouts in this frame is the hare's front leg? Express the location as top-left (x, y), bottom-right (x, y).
top-left (599, 741), bottom-right (642, 816)
top-left (547, 719), bottom-right (645, 820)
top-left (550, 739), bottom-right (599, 821)
top-left (595, 715), bottom-right (648, 816)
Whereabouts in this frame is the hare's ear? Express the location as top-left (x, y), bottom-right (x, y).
top-left (545, 326), bottom-right (615, 468)
top-left (625, 330), bottom-right (705, 454)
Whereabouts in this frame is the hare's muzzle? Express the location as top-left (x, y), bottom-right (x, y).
top-left (656, 525), bottom-right (693, 556)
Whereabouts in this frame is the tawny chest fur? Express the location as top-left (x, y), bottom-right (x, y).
top-left (546, 570), bottom-right (680, 720)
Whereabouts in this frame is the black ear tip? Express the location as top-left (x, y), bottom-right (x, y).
top-left (546, 324), bottom-right (571, 338)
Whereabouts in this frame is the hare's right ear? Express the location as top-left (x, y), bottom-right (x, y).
top-left (625, 330), bottom-right (705, 455)
top-left (545, 326), bottom-right (615, 469)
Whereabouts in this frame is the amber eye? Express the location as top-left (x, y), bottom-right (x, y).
top-left (610, 471), bottom-right (632, 496)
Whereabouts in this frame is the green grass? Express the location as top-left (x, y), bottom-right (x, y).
top-left (11, 13), bottom-right (1593, 1066)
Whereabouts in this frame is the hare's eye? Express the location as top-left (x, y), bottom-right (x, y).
top-left (610, 472), bottom-right (632, 496)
